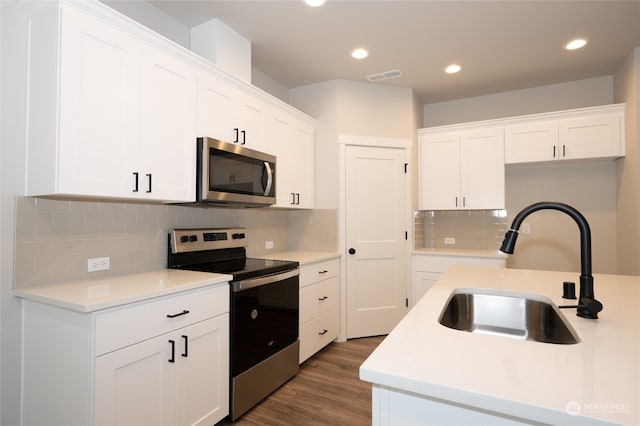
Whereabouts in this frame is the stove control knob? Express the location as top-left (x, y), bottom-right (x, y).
top-left (189, 235), bottom-right (198, 242)
top-left (232, 233), bottom-right (246, 239)
top-left (180, 236), bottom-right (189, 243)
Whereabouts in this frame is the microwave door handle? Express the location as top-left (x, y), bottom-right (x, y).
top-left (263, 162), bottom-right (273, 196)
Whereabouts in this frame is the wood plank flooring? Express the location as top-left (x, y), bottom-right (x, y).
top-left (219, 335), bottom-right (386, 425)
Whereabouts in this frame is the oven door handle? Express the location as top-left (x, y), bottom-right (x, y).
top-left (232, 269), bottom-right (299, 292)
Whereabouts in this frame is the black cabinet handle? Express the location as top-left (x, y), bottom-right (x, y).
top-left (234, 128), bottom-right (239, 143)
top-left (296, 193), bottom-right (300, 205)
top-left (240, 130), bottom-right (246, 144)
top-left (166, 309), bottom-right (190, 318)
top-left (132, 172), bottom-right (139, 192)
top-left (318, 296), bottom-right (328, 301)
top-left (146, 174), bottom-right (152, 193)
top-left (318, 270), bottom-right (328, 274)
top-left (553, 145), bottom-right (557, 158)
top-left (291, 192), bottom-right (296, 205)
top-left (181, 335), bottom-right (188, 358)
top-left (168, 339), bottom-right (175, 363)
top-left (318, 329), bottom-right (328, 335)
top-left (562, 144), bottom-right (566, 158)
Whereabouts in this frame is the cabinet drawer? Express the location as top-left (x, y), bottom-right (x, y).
top-left (414, 255), bottom-right (505, 273)
top-left (299, 307), bottom-right (339, 363)
top-left (299, 258), bottom-right (340, 288)
top-left (94, 284), bottom-right (229, 356)
top-left (300, 276), bottom-right (339, 324)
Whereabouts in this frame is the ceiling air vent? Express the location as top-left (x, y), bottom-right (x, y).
top-left (366, 69), bottom-right (402, 82)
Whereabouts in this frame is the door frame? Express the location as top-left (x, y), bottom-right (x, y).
top-left (337, 135), bottom-right (413, 341)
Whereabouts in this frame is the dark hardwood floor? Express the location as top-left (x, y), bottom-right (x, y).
top-left (219, 335), bottom-right (386, 426)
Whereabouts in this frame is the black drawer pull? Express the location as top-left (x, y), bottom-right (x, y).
top-left (318, 270), bottom-right (328, 274)
top-left (318, 296), bottom-right (328, 301)
top-left (166, 309), bottom-right (190, 318)
top-left (318, 329), bottom-right (328, 335)
top-left (181, 335), bottom-right (188, 358)
top-left (168, 339), bottom-right (175, 363)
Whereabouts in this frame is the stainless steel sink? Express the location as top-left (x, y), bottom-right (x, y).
top-left (438, 289), bottom-right (580, 344)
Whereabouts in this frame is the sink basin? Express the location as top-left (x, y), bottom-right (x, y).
top-left (438, 289), bottom-right (580, 344)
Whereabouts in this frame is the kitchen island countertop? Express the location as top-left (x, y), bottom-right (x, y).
top-left (360, 266), bottom-right (639, 425)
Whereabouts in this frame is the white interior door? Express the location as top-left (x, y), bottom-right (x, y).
top-left (345, 145), bottom-right (407, 338)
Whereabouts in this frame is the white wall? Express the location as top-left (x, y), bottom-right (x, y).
top-left (614, 47), bottom-right (640, 275)
top-left (1, 3), bottom-right (30, 424)
top-left (423, 76), bottom-right (614, 127)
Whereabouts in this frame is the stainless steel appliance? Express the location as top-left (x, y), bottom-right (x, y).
top-left (167, 228), bottom-right (299, 421)
top-left (196, 137), bottom-right (276, 207)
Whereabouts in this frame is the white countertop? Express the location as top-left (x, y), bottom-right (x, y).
top-left (260, 250), bottom-right (341, 265)
top-left (413, 247), bottom-right (508, 259)
top-left (14, 269), bottom-right (231, 313)
top-left (360, 266), bottom-right (640, 425)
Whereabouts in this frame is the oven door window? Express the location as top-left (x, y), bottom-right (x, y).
top-left (231, 274), bottom-right (298, 377)
top-left (209, 148), bottom-right (275, 197)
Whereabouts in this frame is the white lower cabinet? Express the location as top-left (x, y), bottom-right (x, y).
top-left (22, 285), bottom-right (229, 426)
top-left (413, 253), bottom-right (506, 305)
top-left (299, 257), bottom-right (340, 363)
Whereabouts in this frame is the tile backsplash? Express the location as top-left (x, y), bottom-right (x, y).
top-left (14, 196), bottom-right (337, 288)
top-left (414, 209), bottom-right (508, 250)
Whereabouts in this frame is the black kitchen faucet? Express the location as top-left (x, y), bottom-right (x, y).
top-left (499, 201), bottom-right (603, 319)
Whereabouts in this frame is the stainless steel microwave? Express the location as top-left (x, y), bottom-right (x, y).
top-left (196, 137), bottom-right (276, 207)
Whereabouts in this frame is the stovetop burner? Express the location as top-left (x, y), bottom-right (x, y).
top-left (167, 228), bottom-right (298, 281)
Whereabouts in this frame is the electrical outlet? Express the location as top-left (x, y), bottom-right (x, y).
top-left (88, 257), bottom-right (110, 272)
top-left (522, 223), bottom-right (531, 234)
top-left (444, 237), bottom-right (456, 245)
top-left (265, 241), bottom-right (274, 250)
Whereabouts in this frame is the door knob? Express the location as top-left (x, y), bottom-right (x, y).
top-left (348, 248), bottom-right (356, 255)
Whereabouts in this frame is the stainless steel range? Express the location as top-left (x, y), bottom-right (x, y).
top-left (167, 228), bottom-right (299, 421)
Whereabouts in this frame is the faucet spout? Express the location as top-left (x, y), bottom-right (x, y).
top-left (499, 201), bottom-right (602, 319)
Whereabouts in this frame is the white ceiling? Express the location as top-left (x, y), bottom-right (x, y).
top-left (148, 0), bottom-right (640, 104)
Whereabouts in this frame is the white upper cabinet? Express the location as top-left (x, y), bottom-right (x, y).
top-left (270, 110), bottom-right (315, 209)
top-left (419, 127), bottom-right (505, 210)
top-left (505, 104), bottom-right (625, 164)
top-left (197, 72), bottom-right (271, 154)
top-left (26, 4), bottom-right (197, 202)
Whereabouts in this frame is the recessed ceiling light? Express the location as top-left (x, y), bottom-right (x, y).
top-left (304, 0), bottom-right (325, 6)
top-left (565, 38), bottom-right (587, 50)
top-left (351, 48), bottom-right (369, 60)
top-left (445, 64), bottom-right (461, 74)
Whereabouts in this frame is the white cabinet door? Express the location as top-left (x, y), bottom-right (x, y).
top-left (139, 47), bottom-right (197, 202)
top-left (57, 5), bottom-right (138, 198)
top-left (560, 115), bottom-right (622, 160)
top-left (419, 132), bottom-right (461, 210)
top-left (504, 105), bottom-right (624, 165)
top-left (504, 122), bottom-right (558, 164)
top-left (419, 128), bottom-right (504, 210)
top-left (237, 93), bottom-right (271, 153)
top-left (28, 5), bottom-right (196, 203)
top-left (95, 315), bottom-right (229, 426)
top-left (460, 128), bottom-right (505, 210)
top-left (197, 72), bottom-right (240, 142)
top-left (292, 122), bottom-right (314, 209)
top-left (271, 111), bottom-right (314, 209)
top-left (175, 315), bottom-right (229, 426)
top-left (95, 334), bottom-right (174, 426)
